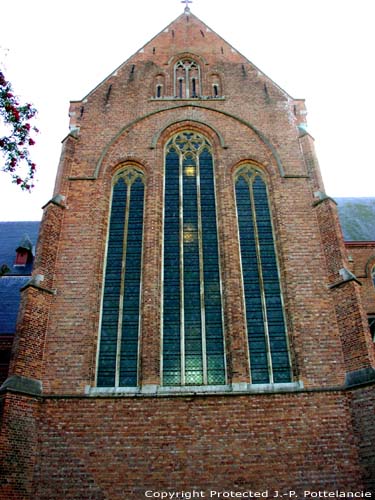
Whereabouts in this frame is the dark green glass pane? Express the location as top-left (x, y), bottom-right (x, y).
top-left (200, 149), bottom-right (226, 385)
top-left (236, 176), bottom-right (268, 383)
top-left (252, 175), bottom-right (291, 383)
top-left (163, 150), bottom-right (181, 383)
top-left (119, 178), bottom-right (144, 386)
top-left (97, 178), bottom-right (127, 387)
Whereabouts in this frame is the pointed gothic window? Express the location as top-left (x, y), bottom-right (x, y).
top-left (97, 167), bottom-right (145, 387)
top-left (174, 59), bottom-right (201, 98)
top-left (235, 166), bottom-right (292, 384)
top-left (162, 132), bottom-right (226, 386)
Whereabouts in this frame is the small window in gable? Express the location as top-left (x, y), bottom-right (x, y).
top-left (368, 315), bottom-right (375, 342)
top-left (210, 74), bottom-right (222, 98)
top-left (154, 74), bottom-right (165, 99)
top-left (174, 59), bottom-right (201, 98)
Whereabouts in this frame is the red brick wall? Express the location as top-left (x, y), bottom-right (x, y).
top-left (346, 243), bottom-right (375, 315)
top-left (0, 393), bottom-right (40, 500)
top-left (32, 392), bottom-right (363, 499)
top-left (350, 386), bottom-right (375, 493)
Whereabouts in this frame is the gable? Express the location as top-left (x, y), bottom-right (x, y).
top-left (78, 10), bottom-right (292, 105)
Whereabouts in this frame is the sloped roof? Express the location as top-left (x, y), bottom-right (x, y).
top-left (335, 198), bottom-right (375, 242)
top-left (0, 221), bottom-right (40, 276)
top-left (0, 221), bottom-right (40, 335)
top-left (0, 276), bottom-right (30, 334)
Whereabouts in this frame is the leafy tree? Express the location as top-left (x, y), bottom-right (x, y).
top-left (0, 69), bottom-right (38, 190)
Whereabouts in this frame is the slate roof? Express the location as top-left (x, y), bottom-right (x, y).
top-left (335, 198), bottom-right (375, 242)
top-left (0, 221), bottom-right (40, 335)
top-left (0, 276), bottom-right (30, 334)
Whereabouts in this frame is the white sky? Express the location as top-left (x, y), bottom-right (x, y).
top-left (0, 0), bottom-right (374, 221)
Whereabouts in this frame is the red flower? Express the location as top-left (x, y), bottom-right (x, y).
top-left (28, 138), bottom-right (35, 146)
top-left (6, 92), bottom-right (13, 98)
top-left (16, 178), bottom-right (22, 185)
top-left (31, 163), bottom-right (36, 170)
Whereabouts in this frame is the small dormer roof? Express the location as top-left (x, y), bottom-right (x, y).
top-left (16, 234), bottom-right (33, 253)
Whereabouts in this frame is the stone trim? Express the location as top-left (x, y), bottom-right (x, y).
top-left (0, 374), bottom-right (42, 395)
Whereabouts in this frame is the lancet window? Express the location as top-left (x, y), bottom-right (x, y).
top-left (234, 166), bottom-right (292, 384)
top-left (162, 131), bottom-right (226, 386)
top-left (97, 167), bottom-right (145, 387)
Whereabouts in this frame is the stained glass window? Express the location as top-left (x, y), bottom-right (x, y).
top-left (163, 132), bottom-right (226, 386)
top-left (97, 167), bottom-right (145, 387)
top-left (235, 166), bottom-right (292, 384)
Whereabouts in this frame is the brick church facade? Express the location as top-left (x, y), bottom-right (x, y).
top-left (1, 7), bottom-right (375, 499)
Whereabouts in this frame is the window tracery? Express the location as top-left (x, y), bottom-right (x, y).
top-left (234, 165), bottom-right (292, 383)
top-left (162, 131), bottom-right (226, 386)
top-left (174, 59), bottom-right (201, 98)
top-left (97, 167), bottom-right (145, 387)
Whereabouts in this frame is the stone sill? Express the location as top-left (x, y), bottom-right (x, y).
top-left (85, 381), bottom-right (303, 397)
top-left (149, 96), bottom-right (226, 102)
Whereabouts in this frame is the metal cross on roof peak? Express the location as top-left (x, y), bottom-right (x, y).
top-left (181, 0), bottom-right (192, 12)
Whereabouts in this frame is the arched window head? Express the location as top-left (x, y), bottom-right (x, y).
top-left (210, 74), bottom-right (222, 98)
top-left (97, 167), bottom-right (145, 387)
top-left (163, 131), bottom-right (226, 386)
top-left (174, 59), bottom-right (201, 98)
top-left (154, 74), bottom-right (165, 99)
top-left (234, 165), bottom-right (292, 384)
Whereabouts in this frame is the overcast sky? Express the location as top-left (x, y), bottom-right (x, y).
top-left (0, 0), bottom-right (374, 221)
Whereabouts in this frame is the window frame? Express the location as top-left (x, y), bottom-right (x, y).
top-left (174, 59), bottom-right (201, 98)
top-left (233, 163), bottom-right (292, 384)
top-left (96, 166), bottom-right (146, 388)
top-left (161, 131), bottom-right (227, 387)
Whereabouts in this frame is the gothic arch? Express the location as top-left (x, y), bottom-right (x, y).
top-left (151, 119), bottom-right (227, 149)
top-left (93, 104), bottom-right (285, 178)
